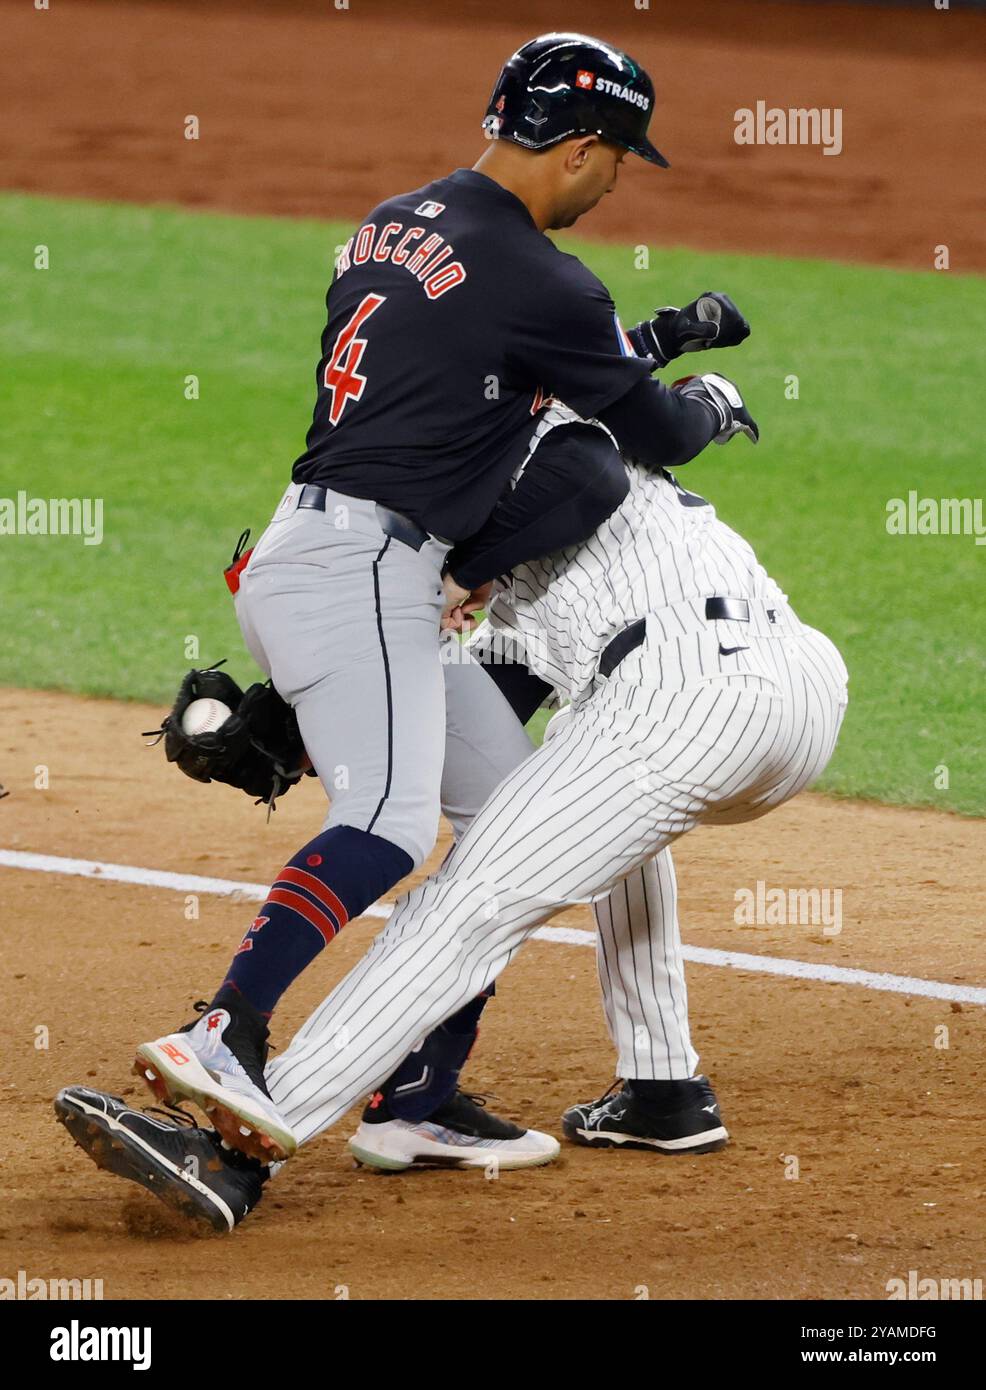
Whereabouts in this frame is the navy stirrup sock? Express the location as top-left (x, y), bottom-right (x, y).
top-left (383, 987), bottom-right (495, 1122)
top-left (219, 825), bottom-right (412, 1016)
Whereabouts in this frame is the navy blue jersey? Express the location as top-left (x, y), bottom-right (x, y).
top-left (292, 169), bottom-right (651, 541)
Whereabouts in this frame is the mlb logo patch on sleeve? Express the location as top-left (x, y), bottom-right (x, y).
top-left (415, 201), bottom-right (446, 219)
top-left (614, 315), bottom-right (636, 357)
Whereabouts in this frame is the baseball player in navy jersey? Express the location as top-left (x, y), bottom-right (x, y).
top-left (55, 33), bottom-right (773, 1214)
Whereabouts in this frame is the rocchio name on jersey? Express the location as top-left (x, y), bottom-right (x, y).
top-left (335, 221), bottom-right (467, 301)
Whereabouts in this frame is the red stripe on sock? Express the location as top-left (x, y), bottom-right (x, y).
top-left (266, 886), bottom-right (340, 945)
top-left (277, 866), bottom-right (350, 928)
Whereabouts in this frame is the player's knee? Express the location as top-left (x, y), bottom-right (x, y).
top-left (397, 802), bottom-right (442, 871)
top-left (347, 793), bottom-right (441, 872)
top-left (387, 873), bottom-right (498, 946)
top-left (322, 781), bottom-right (441, 871)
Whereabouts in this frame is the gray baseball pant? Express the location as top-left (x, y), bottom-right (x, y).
top-left (235, 482), bottom-right (449, 868)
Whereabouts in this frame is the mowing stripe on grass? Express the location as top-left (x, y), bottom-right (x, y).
top-left (3, 847), bottom-right (984, 1007)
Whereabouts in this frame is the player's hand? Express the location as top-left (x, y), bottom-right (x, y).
top-left (672, 372), bottom-right (759, 446)
top-left (638, 293), bottom-right (750, 367)
top-left (440, 575), bottom-right (493, 633)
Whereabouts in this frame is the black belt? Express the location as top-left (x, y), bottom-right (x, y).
top-left (598, 618), bottom-right (646, 678)
top-left (599, 597), bottom-right (763, 679)
top-left (297, 484), bottom-right (429, 552)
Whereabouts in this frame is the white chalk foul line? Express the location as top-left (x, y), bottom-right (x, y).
top-left (3, 848), bottom-right (985, 1007)
top-left (0, 848), bottom-right (386, 920)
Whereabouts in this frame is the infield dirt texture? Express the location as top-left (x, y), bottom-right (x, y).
top-left (1, 0), bottom-right (984, 1301)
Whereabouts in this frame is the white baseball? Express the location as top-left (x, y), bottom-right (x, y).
top-left (181, 697), bottom-right (232, 736)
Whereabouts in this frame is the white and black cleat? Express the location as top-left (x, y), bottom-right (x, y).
top-left (562, 1077), bottom-right (729, 1154)
top-left (54, 1085), bottom-right (267, 1233)
top-left (349, 1089), bottom-right (560, 1172)
top-left (133, 990), bottom-right (297, 1163)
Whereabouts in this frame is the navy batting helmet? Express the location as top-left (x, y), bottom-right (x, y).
top-left (483, 32), bottom-right (669, 168)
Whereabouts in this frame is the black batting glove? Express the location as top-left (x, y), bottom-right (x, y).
top-left (628, 292), bottom-right (751, 368)
top-left (673, 372), bottom-right (759, 446)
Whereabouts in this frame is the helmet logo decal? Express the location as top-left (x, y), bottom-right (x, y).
top-left (594, 77), bottom-right (650, 111)
top-left (576, 70), bottom-right (595, 90)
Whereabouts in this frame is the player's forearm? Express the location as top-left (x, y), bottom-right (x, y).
top-left (445, 424), bottom-right (628, 589)
top-left (597, 376), bottom-right (719, 470)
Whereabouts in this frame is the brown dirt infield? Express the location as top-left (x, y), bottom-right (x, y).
top-left (2, 0), bottom-right (985, 1302)
top-left (2, 0), bottom-right (985, 269)
top-left (2, 688), bottom-right (985, 1301)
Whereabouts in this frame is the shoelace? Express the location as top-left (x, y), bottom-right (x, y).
top-left (144, 1101), bottom-right (263, 1171)
top-left (143, 1102), bottom-right (198, 1128)
top-left (457, 1090), bottom-right (498, 1109)
top-left (590, 1079), bottom-right (626, 1106)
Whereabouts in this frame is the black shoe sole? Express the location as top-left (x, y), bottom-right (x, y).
top-left (54, 1090), bottom-right (234, 1233)
top-left (561, 1115), bottom-right (728, 1155)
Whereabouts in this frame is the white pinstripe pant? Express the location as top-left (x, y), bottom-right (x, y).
top-left (440, 648), bottom-right (698, 1081)
top-left (266, 614), bottom-right (848, 1141)
top-left (594, 849), bottom-right (695, 1079)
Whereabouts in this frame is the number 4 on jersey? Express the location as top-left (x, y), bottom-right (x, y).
top-left (323, 293), bottom-right (386, 425)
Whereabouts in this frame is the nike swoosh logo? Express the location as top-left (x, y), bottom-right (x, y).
top-left (718, 644), bottom-right (749, 656)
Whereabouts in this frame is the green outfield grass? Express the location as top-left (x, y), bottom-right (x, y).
top-left (1, 193), bottom-right (983, 813)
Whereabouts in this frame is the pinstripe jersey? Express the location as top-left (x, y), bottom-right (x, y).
top-left (474, 412), bottom-right (791, 703)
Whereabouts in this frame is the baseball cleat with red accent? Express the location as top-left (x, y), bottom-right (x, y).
top-left (134, 988), bottom-right (297, 1162)
top-left (348, 1089), bottom-right (560, 1171)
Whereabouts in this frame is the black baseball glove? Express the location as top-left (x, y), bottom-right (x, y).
top-left (628, 292), bottom-right (751, 368)
top-left (144, 663), bottom-right (310, 809)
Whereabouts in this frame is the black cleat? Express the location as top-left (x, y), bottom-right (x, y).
top-left (562, 1077), bottom-right (728, 1154)
top-left (54, 1085), bottom-right (267, 1232)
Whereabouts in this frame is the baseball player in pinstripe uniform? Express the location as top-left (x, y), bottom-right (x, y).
top-left (54, 392), bottom-right (847, 1230)
top-left (252, 405), bottom-right (849, 1163)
